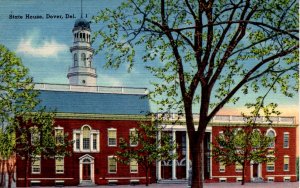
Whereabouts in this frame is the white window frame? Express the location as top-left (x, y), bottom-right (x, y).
top-left (283, 132), bottom-right (289, 148)
top-left (55, 156), bottom-right (64, 174)
top-left (266, 128), bottom-right (276, 148)
top-left (108, 128), bottom-right (117, 147)
top-left (108, 156), bottom-right (117, 173)
top-left (219, 162), bottom-right (225, 172)
top-left (55, 127), bottom-right (64, 145)
top-left (235, 162), bottom-right (243, 172)
top-left (129, 128), bottom-right (138, 147)
top-left (73, 125), bottom-right (100, 152)
top-left (266, 158), bottom-right (275, 172)
top-left (31, 127), bottom-right (40, 145)
top-left (130, 159), bottom-right (138, 173)
top-left (219, 131), bottom-right (224, 148)
top-left (267, 177), bottom-right (274, 182)
top-left (31, 156), bottom-right (41, 174)
top-left (283, 155), bottom-right (289, 171)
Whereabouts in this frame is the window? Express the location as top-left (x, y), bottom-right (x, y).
top-left (73, 125), bottom-right (99, 152)
top-left (284, 156), bottom-right (289, 171)
top-left (93, 134), bottom-right (97, 150)
top-left (130, 159), bottom-right (138, 173)
top-left (219, 131), bottom-right (224, 148)
top-left (108, 156), bottom-right (117, 173)
top-left (55, 127), bottom-right (64, 145)
top-left (130, 129), bottom-right (138, 146)
top-left (266, 160), bottom-right (275, 172)
top-left (31, 156), bottom-right (41, 174)
top-left (219, 162), bottom-right (225, 172)
top-left (266, 129), bottom-right (276, 148)
top-left (283, 132), bottom-right (289, 148)
top-left (74, 53), bottom-right (78, 66)
top-left (81, 53), bottom-right (86, 66)
top-left (55, 156), bottom-right (64, 174)
top-left (235, 162), bottom-right (243, 172)
top-left (83, 126), bottom-right (90, 150)
top-left (31, 127), bottom-right (40, 145)
top-left (75, 133), bottom-right (80, 150)
top-left (182, 134), bottom-right (186, 155)
top-left (108, 128), bottom-right (117, 146)
top-left (267, 177), bottom-right (274, 182)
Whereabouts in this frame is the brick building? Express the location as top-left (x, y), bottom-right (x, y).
top-left (16, 17), bottom-right (153, 187)
top-left (156, 114), bottom-right (298, 183)
top-left (15, 15), bottom-right (298, 187)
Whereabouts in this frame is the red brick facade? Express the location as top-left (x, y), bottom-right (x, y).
top-left (16, 117), bottom-right (154, 187)
top-left (210, 126), bottom-right (297, 183)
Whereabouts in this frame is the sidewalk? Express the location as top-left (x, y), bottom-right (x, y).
top-left (72, 182), bottom-right (299, 188)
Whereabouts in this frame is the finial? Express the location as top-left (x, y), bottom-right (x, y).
top-left (81, 0), bottom-right (83, 18)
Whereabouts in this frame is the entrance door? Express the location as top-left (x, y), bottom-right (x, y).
top-left (83, 163), bottom-right (91, 180)
top-left (253, 164), bottom-right (258, 178)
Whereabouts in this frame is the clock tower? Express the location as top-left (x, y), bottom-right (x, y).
top-left (67, 17), bottom-right (97, 86)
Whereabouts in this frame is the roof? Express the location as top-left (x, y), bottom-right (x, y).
top-left (74, 18), bottom-right (90, 29)
top-left (36, 90), bottom-right (150, 115)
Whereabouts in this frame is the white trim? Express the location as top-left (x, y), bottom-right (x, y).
top-left (104, 177), bottom-right (149, 180)
top-left (219, 178), bottom-right (227, 182)
top-left (79, 154), bottom-right (95, 184)
top-left (283, 132), bottom-right (289, 148)
top-left (129, 128), bottom-right (138, 147)
top-left (108, 128), bottom-right (117, 147)
top-left (108, 156), bottom-right (117, 174)
top-left (265, 174), bottom-right (297, 177)
top-left (18, 178), bottom-right (74, 180)
top-left (73, 125), bottom-right (100, 152)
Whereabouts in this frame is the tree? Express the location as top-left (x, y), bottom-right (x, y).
top-left (0, 44), bottom-right (39, 187)
top-left (0, 44), bottom-right (71, 187)
top-left (16, 109), bottom-right (72, 187)
top-left (212, 115), bottom-right (276, 185)
top-left (115, 123), bottom-right (176, 186)
top-left (93, 1), bottom-right (298, 187)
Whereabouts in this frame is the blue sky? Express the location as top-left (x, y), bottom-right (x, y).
top-left (0, 0), bottom-right (298, 114)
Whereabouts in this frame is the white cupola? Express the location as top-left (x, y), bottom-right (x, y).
top-left (67, 17), bottom-right (97, 86)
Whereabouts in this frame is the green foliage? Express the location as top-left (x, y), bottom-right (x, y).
top-left (93, 1), bottom-right (298, 187)
top-left (115, 122), bottom-right (176, 185)
top-left (0, 44), bottom-right (71, 187)
top-left (212, 105), bottom-right (279, 185)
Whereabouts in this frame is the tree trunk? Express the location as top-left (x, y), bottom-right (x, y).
top-left (190, 134), bottom-right (204, 188)
top-left (0, 160), bottom-right (4, 186)
top-left (241, 162), bottom-right (246, 185)
top-left (25, 154), bottom-right (29, 187)
top-left (145, 165), bottom-right (149, 186)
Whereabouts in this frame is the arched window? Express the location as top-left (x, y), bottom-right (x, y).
top-left (82, 126), bottom-right (91, 150)
top-left (74, 53), bottom-right (78, 66)
top-left (266, 129), bottom-right (276, 148)
top-left (73, 125), bottom-right (100, 152)
top-left (81, 53), bottom-right (86, 66)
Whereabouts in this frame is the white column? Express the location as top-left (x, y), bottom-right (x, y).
top-left (186, 131), bottom-right (190, 179)
top-left (157, 130), bottom-right (162, 180)
top-left (172, 129), bottom-right (177, 180)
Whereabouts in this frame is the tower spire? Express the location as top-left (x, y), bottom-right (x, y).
top-left (80, 0), bottom-right (83, 18)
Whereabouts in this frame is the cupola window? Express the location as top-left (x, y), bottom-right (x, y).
top-left (74, 53), bottom-right (78, 66)
top-left (81, 53), bottom-right (86, 66)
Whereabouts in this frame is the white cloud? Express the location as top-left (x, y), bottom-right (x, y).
top-left (16, 32), bottom-right (68, 58)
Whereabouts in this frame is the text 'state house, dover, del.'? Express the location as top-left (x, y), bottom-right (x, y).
top-left (15, 15), bottom-right (298, 186)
